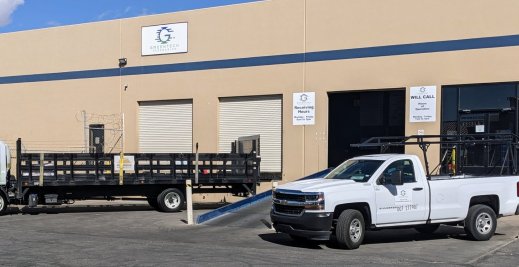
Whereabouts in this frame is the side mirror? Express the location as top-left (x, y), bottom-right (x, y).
top-left (389, 170), bottom-right (404, 186)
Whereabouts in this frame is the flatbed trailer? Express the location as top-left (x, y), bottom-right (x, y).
top-left (0, 138), bottom-right (260, 214)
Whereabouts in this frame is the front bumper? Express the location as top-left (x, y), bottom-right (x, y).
top-left (270, 211), bottom-right (333, 240)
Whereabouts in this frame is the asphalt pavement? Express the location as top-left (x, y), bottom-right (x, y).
top-left (0, 199), bottom-right (518, 266)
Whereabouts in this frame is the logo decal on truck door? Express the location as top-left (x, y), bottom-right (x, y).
top-left (395, 189), bottom-right (412, 203)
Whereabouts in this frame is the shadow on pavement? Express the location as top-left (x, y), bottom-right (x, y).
top-left (3, 201), bottom-right (228, 215)
top-left (259, 225), bottom-right (491, 249)
top-left (258, 233), bottom-right (325, 249)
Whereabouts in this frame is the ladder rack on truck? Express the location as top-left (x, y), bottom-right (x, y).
top-left (0, 138), bottom-right (260, 214)
top-left (351, 133), bottom-right (519, 178)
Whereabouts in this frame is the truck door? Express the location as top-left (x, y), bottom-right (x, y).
top-left (374, 159), bottom-right (428, 225)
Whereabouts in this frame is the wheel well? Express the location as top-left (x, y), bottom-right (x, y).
top-left (470, 195), bottom-right (499, 215)
top-left (333, 202), bottom-right (372, 226)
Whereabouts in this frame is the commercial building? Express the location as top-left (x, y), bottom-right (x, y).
top-left (1, 0), bottom-right (519, 186)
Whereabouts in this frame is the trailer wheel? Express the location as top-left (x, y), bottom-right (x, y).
top-left (157, 188), bottom-right (185, 212)
top-left (415, 224), bottom-right (440, 234)
top-left (464, 204), bottom-right (497, 241)
top-left (335, 209), bottom-right (365, 250)
top-left (0, 192), bottom-right (7, 215)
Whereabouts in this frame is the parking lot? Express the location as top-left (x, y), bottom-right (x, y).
top-left (0, 199), bottom-right (518, 267)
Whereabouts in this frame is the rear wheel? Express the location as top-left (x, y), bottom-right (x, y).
top-left (0, 193), bottom-right (7, 215)
top-left (157, 188), bottom-right (185, 212)
top-left (335, 209), bottom-right (365, 250)
top-left (415, 224), bottom-right (440, 234)
top-left (464, 204), bottom-right (497, 241)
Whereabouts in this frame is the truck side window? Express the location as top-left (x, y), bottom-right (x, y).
top-left (382, 160), bottom-right (416, 183)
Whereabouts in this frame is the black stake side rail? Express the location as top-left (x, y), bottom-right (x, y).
top-left (350, 133), bottom-right (519, 178)
top-left (15, 140), bottom-right (260, 188)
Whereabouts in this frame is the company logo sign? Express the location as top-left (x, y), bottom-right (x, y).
top-left (155, 26), bottom-right (173, 44)
top-left (142, 23), bottom-right (188, 56)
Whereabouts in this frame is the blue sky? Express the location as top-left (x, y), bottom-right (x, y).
top-left (0, 0), bottom-right (260, 34)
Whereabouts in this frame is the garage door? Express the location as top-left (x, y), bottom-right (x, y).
top-left (219, 95), bottom-right (282, 174)
top-left (139, 100), bottom-right (193, 153)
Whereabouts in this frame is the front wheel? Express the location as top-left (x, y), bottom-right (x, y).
top-left (464, 204), bottom-right (497, 241)
top-left (335, 209), bottom-right (365, 250)
top-left (157, 188), bottom-right (185, 212)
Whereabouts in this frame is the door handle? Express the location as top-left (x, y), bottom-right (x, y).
top-left (413, 187), bottom-right (423, 191)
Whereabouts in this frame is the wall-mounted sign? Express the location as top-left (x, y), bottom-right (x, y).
top-left (114, 155), bottom-right (135, 173)
top-left (293, 92), bottom-right (315, 125)
top-left (142, 22), bottom-right (188, 56)
top-left (409, 86), bottom-right (436, 122)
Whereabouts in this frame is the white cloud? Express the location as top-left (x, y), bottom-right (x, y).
top-left (0, 0), bottom-right (24, 27)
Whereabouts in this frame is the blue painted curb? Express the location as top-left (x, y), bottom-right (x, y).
top-left (196, 168), bottom-right (333, 224)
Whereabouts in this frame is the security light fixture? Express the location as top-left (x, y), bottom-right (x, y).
top-left (118, 58), bottom-right (127, 67)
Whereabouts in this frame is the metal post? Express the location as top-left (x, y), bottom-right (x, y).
top-left (82, 110), bottom-right (88, 152)
top-left (119, 114), bottom-right (125, 185)
top-left (16, 138), bottom-right (22, 199)
top-left (39, 153), bottom-right (44, 186)
top-left (195, 143), bottom-right (199, 184)
top-left (186, 179), bottom-right (193, 225)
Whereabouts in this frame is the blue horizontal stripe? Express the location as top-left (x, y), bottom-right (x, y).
top-left (2, 34), bottom-right (519, 85)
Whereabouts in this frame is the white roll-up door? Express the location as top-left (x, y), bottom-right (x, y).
top-left (219, 95), bottom-right (282, 173)
top-left (139, 100), bottom-right (193, 153)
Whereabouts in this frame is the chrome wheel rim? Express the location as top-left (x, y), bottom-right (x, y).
top-left (0, 196), bottom-right (4, 211)
top-left (349, 218), bottom-right (362, 242)
top-left (164, 192), bottom-right (180, 209)
top-left (476, 212), bottom-right (493, 235)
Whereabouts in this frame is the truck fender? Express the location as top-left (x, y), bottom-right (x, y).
top-left (469, 195), bottom-right (499, 217)
top-left (333, 202), bottom-right (372, 227)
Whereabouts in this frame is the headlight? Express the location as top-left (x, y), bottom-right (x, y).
top-left (305, 192), bottom-right (325, 210)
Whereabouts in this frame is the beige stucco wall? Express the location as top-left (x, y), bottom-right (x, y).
top-left (1, 0), bottom-right (519, 192)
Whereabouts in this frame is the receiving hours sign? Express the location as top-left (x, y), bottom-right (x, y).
top-left (293, 92), bottom-right (315, 125)
top-left (409, 86), bottom-right (436, 122)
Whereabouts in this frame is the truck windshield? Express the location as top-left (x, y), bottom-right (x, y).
top-left (325, 159), bottom-right (384, 182)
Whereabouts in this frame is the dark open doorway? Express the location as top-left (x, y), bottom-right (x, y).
top-left (328, 89), bottom-right (406, 167)
top-left (441, 82), bottom-right (519, 175)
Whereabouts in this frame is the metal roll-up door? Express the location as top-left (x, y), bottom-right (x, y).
top-left (139, 100), bottom-right (193, 153)
top-left (219, 95), bottom-right (282, 175)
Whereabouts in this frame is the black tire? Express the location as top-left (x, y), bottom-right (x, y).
top-left (146, 196), bottom-right (159, 209)
top-left (464, 204), bottom-right (497, 241)
top-left (415, 224), bottom-right (440, 234)
top-left (0, 193), bottom-right (7, 215)
top-left (157, 188), bottom-right (185, 212)
top-left (335, 209), bottom-right (365, 250)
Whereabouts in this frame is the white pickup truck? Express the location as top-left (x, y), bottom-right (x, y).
top-left (271, 154), bottom-right (519, 249)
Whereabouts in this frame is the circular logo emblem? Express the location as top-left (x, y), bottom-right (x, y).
top-left (155, 27), bottom-right (173, 44)
top-left (300, 94), bottom-right (308, 102)
top-left (400, 190), bottom-right (407, 197)
top-left (419, 87), bottom-right (426, 93)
